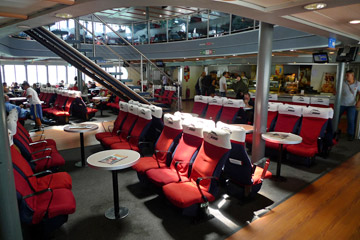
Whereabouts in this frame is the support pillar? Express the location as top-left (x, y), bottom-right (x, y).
top-left (251, 22), bottom-right (274, 163)
top-left (140, 56), bottom-right (144, 92)
top-left (332, 62), bottom-right (346, 132)
top-left (75, 18), bottom-right (83, 92)
top-left (0, 70), bottom-right (23, 240)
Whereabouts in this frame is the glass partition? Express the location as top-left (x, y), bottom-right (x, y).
top-left (231, 15), bottom-right (254, 33)
top-left (150, 20), bottom-right (167, 43)
top-left (133, 22), bottom-right (148, 45)
top-left (168, 17), bottom-right (187, 41)
top-left (188, 12), bottom-right (208, 40)
top-left (209, 11), bottom-right (230, 37)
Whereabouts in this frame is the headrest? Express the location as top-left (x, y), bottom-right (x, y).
top-left (192, 117), bottom-right (215, 129)
top-left (310, 97), bottom-right (330, 106)
top-left (8, 129), bottom-right (13, 146)
top-left (302, 107), bottom-right (332, 119)
top-left (137, 107), bottom-right (152, 120)
top-left (249, 92), bottom-right (256, 98)
top-left (203, 127), bottom-right (231, 149)
top-left (169, 86), bottom-right (176, 91)
top-left (182, 121), bottom-right (204, 138)
top-left (164, 86), bottom-right (170, 90)
top-left (292, 96), bottom-right (310, 104)
top-left (129, 100), bottom-right (141, 106)
top-left (278, 104), bottom-right (303, 117)
top-left (194, 95), bottom-right (209, 104)
top-left (163, 114), bottom-right (182, 130)
top-left (70, 91), bottom-right (77, 98)
top-left (223, 99), bottom-right (245, 108)
top-left (268, 102), bottom-right (283, 112)
top-left (174, 111), bottom-right (193, 121)
top-left (128, 104), bottom-right (139, 115)
top-left (269, 94), bottom-right (278, 101)
top-left (208, 97), bottom-right (223, 106)
top-left (40, 88), bottom-right (45, 93)
top-left (149, 105), bottom-right (162, 118)
top-left (63, 91), bottom-right (69, 97)
top-left (216, 121), bottom-right (246, 142)
top-left (140, 104), bottom-right (150, 109)
top-left (119, 102), bottom-right (129, 112)
top-left (7, 110), bottom-right (18, 138)
top-left (154, 85), bottom-right (162, 90)
top-left (74, 91), bottom-right (82, 98)
top-left (8, 108), bottom-right (18, 122)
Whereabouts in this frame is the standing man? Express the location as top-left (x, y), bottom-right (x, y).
top-left (195, 72), bottom-right (205, 95)
top-left (339, 70), bottom-right (360, 141)
top-left (22, 81), bottom-right (43, 130)
top-left (219, 72), bottom-right (229, 97)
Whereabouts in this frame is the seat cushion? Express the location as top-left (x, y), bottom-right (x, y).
top-left (95, 132), bottom-right (114, 141)
top-left (245, 133), bottom-right (253, 145)
top-left (286, 143), bottom-right (318, 157)
top-left (52, 111), bottom-right (70, 117)
top-left (110, 142), bottom-right (131, 150)
top-left (34, 151), bottom-right (65, 172)
top-left (252, 167), bottom-right (272, 185)
top-left (146, 168), bottom-right (189, 187)
top-left (132, 156), bottom-right (167, 174)
top-left (163, 181), bottom-right (215, 208)
top-left (101, 136), bottom-right (122, 147)
top-left (87, 107), bottom-right (98, 113)
top-left (36, 172), bottom-right (72, 191)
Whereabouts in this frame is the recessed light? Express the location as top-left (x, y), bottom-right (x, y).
top-left (196, 58), bottom-right (199, 60)
top-left (143, 12), bottom-right (146, 15)
top-left (55, 13), bottom-right (73, 19)
top-left (290, 49), bottom-right (295, 52)
top-left (329, 51), bottom-right (335, 54)
top-left (159, 15), bottom-right (162, 17)
top-left (17, 25), bottom-right (31, 29)
top-left (232, 54), bottom-right (236, 56)
top-left (349, 20), bottom-right (360, 24)
top-left (304, 3), bottom-right (327, 10)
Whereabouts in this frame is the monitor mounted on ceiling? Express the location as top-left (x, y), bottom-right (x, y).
top-left (313, 52), bottom-right (329, 63)
top-left (336, 47), bottom-right (359, 62)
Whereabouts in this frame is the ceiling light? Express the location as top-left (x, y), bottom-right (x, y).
top-left (196, 58), bottom-right (199, 60)
top-left (290, 49), bottom-right (295, 52)
top-left (349, 20), bottom-right (360, 24)
top-left (17, 25), bottom-right (31, 29)
top-left (159, 15), bottom-right (162, 17)
top-left (304, 3), bottom-right (327, 10)
top-left (232, 54), bottom-right (236, 56)
top-left (329, 51), bottom-right (335, 54)
top-left (272, 54), bottom-right (275, 56)
top-left (55, 13), bottom-right (73, 19)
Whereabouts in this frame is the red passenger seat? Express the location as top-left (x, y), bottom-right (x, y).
top-left (291, 96), bottom-right (310, 106)
top-left (204, 97), bottom-right (223, 121)
top-left (192, 95), bottom-right (209, 117)
top-left (218, 99), bottom-right (245, 124)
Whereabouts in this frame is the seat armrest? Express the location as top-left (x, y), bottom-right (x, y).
top-left (174, 161), bottom-right (192, 182)
top-left (23, 188), bottom-right (52, 199)
top-left (30, 134), bottom-right (45, 141)
top-left (29, 140), bottom-right (48, 146)
top-left (31, 148), bottom-right (52, 156)
top-left (154, 150), bottom-right (171, 168)
top-left (31, 156), bottom-right (52, 163)
top-left (196, 176), bottom-right (219, 203)
top-left (317, 137), bottom-right (323, 154)
top-left (29, 170), bottom-right (52, 177)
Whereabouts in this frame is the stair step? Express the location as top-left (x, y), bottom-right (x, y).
top-left (100, 64), bottom-right (115, 68)
top-left (120, 79), bottom-right (133, 83)
top-left (138, 92), bottom-right (150, 96)
top-left (89, 56), bottom-right (104, 60)
top-left (128, 86), bottom-right (141, 89)
top-left (66, 39), bottom-right (81, 44)
top-left (78, 48), bottom-right (93, 53)
top-left (109, 72), bottom-right (123, 75)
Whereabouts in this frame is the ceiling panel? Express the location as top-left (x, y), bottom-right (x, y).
top-left (243, 0), bottom-right (294, 8)
top-left (1, 1), bottom-right (57, 15)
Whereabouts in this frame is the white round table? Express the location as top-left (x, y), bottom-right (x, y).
top-left (231, 124), bottom-right (254, 133)
top-left (87, 149), bottom-right (140, 220)
top-left (64, 124), bottom-right (99, 167)
top-left (262, 132), bottom-right (302, 181)
top-left (92, 96), bottom-right (109, 117)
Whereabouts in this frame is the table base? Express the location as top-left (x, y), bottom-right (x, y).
top-left (271, 175), bottom-right (287, 182)
top-left (105, 207), bottom-right (129, 220)
top-left (75, 161), bottom-right (87, 168)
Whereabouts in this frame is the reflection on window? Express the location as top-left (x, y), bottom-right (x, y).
top-left (209, 11), bottom-right (230, 37)
top-left (68, 66), bottom-right (77, 84)
top-left (133, 23), bottom-right (148, 45)
top-left (150, 20), bottom-right (167, 43)
top-left (37, 66), bottom-right (47, 85)
top-left (15, 65), bottom-right (26, 83)
top-left (231, 15), bottom-right (254, 33)
top-left (106, 24), bottom-right (132, 45)
top-left (120, 67), bottom-right (128, 79)
top-left (168, 18), bottom-right (187, 41)
top-left (57, 66), bottom-right (66, 84)
top-left (188, 12), bottom-right (208, 40)
top-left (27, 66), bottom-right (37, 85)
top-left (4, 65), bottom-right (15, 84)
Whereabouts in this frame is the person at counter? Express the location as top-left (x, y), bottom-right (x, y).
top-left (240, 72), bottom-right (249, 87)
top-left (219, 72), bottom-right (229, 97)
top-left (195, 72), bottom-right (205, 95)
top-left (339, 70), bottom-right (360, 141)
top-left (234, 75), bottom-right (249, 99)
top-left (201, 71), bottom-right (217, 96)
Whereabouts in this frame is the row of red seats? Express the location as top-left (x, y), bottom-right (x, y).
top-left (192, 96), bottom-right (246, 123)
top-left (154, 86), bottom-right (177, 105)
top-left (246, 102), bottom-right (334, 166)
top-left (7, 109), bottom-right (75, 237)
top-left (40, 89), bottom-right (98, 123)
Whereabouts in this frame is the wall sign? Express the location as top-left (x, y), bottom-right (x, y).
top-left (200, 49), bottom-right (215, 55)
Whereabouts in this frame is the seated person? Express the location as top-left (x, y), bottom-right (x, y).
top-left (237, 92), bottom-right (254, 124)
top-left (4, 95), bottom-right (30, 119)
top-left (234, 76), bottom-right (249, 99)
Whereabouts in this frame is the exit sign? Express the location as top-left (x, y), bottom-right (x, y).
top-left (200, 49), bottom-right (215, 55)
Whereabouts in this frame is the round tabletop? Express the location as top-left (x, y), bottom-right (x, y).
top-left (9, 97), bottom-right (27, 101)
top-left (231, 124), bottom-right (254, 133)
top-left (87, 149), bottom-right (141, 171)
top-left (92, 97), bottom-right (109, 101)
top-left (262, 132), bottom-right (302, 145)
top-left (64, 124), bottom-right (99, 133)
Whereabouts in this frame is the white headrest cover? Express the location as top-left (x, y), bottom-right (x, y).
top-left (7, 109), bottom-right (18, 137)
top-left (130, 101), bottom-right (141, 106)
top-left (182, 121), bottom-right (204, 138)
top-left (138, 107), bottom-right (152, 120)
top-left (119, 102), bottom-right (129, 112)
top-left (192, 117), bottom-right (215, 129)
top-left (216, 121), bottom-right (246, 142)
top-left (174, 111), bottom-right (193, 121)
top-left (303, 107), bottom-right (332, 119)
top-left (278, 104), bottom-right (303, 117)
top-left (163, 114), bottom-right (182, 130)
top-left (128, 104), bottom-right (139, 115)
top-left (292, 96), bottom-right (310, 104)
top-left (208, 97), bottom-right (222, 106)
top-left (154, 85), bottom-right (162, 90)
top-left (328, 108), bottom-right (334, 119)
top-left (223, 99), bottom-right (245, 108)
top-left (203, 127), bottom-right (231, 149)
top-left (149, 105), bottom-right (162, 118)
top-left (269, 94), bottom-right (278, 101)
top-left (74, 91), bottom-right (82, 98)
top-left (8, 129), bottom-right (13, 146)
top-left (249, 92), bottom-right (256, 98)
top-left (310, 97), bottom-right (330, 106)
top-left (268, 102), bottom-right (283, 112)
top-left (194, 95), bottom-right (209, 104)
top-left (169, 86), bottom-right (176, 91)
top-left (164, 86), bottom-right (170, 90)
top-left (128, 100), bottom-right (135, 104)
top-left (8, 108), bottom-right (18, 122)
top-left (140, 104), bottom-right (150, 109)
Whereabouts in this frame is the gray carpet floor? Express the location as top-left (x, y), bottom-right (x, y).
top-left (23, 110), bottom-right (360, 240)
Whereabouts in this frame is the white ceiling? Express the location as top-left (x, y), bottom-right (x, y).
top-left (0, 0), bottom-right (359, 45)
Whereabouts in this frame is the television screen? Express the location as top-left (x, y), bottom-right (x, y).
top-left (313, 53), bottom-right (329, 63)
top-left (155, 60), bottom-right (164, 67)
top-left (336, 47), bottom-right (359, 62)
